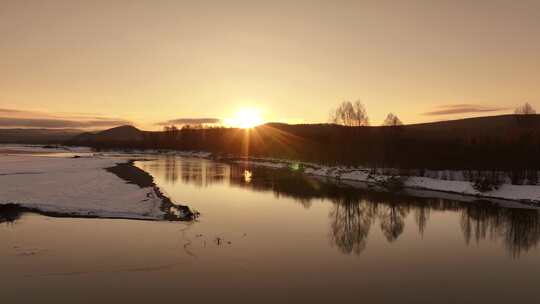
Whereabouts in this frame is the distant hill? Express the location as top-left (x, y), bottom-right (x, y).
top-left (68, 125), bottom-right (145, 146)
top-left (0, 128), bottom-right (84, 144)
top-left (405, 114), bottom-right (540, 138)
top-left (269, 114), bottom-right (540, 142)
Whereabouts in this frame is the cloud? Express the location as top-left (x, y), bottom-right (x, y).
top-left (155, 118), bottom-right (221, 126)
top-left (423, 104), bottom-right (511, 116)
top-left (0, 117), bottom-right (131, 129)
top-left (0, 108), bottom-right (131, 129)
top-left (0, 108), bottom-right (26, 113)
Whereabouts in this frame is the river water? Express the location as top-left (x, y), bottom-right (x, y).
top-left (1, 155), bottom-right (540, 303)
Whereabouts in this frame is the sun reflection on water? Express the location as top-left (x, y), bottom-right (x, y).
top-left (243, 170), bottom-right (253, 183)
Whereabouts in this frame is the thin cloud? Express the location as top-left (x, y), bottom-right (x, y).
top-left (156, 118), bottom-right (221, 126)
top-left (0, 108), bottom-right (25, 113)
top-left (423, 104), bottom-right (511, 116)
top-left (0, 117), bottom-right (131, 129)
top-left (0, 108), bottom-right (112, 120)
top-left (0, 108), bottom-right (40, 116)
top-left (0, 108), bottom-right (131, 129)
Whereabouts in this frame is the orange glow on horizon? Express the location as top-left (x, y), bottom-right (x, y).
top-left (223, 108), bottom-right (265, 129)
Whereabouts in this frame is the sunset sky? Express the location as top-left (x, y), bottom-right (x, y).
top-left (1, 0), bottom-right (539, 130)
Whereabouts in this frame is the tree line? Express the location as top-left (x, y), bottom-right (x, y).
top-left (82, 102), bottom-right (539, 184)
top-left (329, 100), bottom-right (403, 127)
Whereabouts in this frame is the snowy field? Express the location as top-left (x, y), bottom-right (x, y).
top-left (0, 154), bottom-right (167, 220)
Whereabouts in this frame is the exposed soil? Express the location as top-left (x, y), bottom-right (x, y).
top-left (105, 160), bottom-right (197, 221)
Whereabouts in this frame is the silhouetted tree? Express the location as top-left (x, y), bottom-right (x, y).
top-left (383, 113), bottom-right (403, 126)
top-left (163, 125), bottom-right (179, 147)
top-left (515, 103), bottom-right (536, 115)
top-left (330, 100), bottom-right (369, 126)
top-left (163, 125), bottom-right (179, 133)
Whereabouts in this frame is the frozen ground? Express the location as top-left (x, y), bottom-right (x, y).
top-left (0, 155), bottom-right (168, 220)
top-left (94, 149), bottom-right (212, 159)
top-left (0, 144), bottom-right (91, 154)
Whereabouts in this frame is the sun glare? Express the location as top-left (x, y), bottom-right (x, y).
top-left (224, 108), bottom-right (264, 129)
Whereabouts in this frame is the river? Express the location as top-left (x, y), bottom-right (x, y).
top-left (1, 155), bottom-right (540, 303)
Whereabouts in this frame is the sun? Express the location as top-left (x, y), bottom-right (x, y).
top-left (224, 108), bottom-right (264, 128)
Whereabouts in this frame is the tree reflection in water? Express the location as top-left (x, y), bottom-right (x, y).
top-left (138, 156), bottom-right (229, 187)
top-left (378, 203), bottom-right (407, 242)
top-left (232, 165), bottom-right (540, 257)
top-left (329, 198), bottom-right (376, 254)
top-left (137, 157), bottom-right (540, 257)
top-left (461, 203), bottom-right (540, 258)
top-left (414, 204), bottom-right (430, 237)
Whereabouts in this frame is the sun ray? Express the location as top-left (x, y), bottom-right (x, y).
top-left (224, 108), bottom-right (264, 129)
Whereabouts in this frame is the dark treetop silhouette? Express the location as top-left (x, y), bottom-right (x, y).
top-left (68, 115), bottom-right (540, 181)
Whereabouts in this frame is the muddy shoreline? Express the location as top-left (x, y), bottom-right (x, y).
top-left (105, 160), bottom-right (197, 221)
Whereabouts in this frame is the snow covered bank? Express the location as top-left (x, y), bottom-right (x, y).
top-left (231, 159), bottom-right (540, 205)
top-left (0, 144), bottom-right (92, 154)
top-left (0, 155), bottom-right (192, 220)
top-left (94, 149), bottom-right (212, 159)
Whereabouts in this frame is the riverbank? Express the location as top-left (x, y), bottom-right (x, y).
top-left (84, 146), bottom-right (540, 205)
top-left (227, 157), bottom-right (540, 206)
top-left (10, 144), bottom-right (539, 206)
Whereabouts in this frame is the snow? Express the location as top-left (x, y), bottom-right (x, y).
top-left (0, 144), bottom-right (91, 154)
top-left (233, 160), bottom-right (287, 169)
top-left (0, 155), bottom-right (166, 220)
top-left (240, 160), bottom-right (540, 204)
top-left (173, 150), bottom-right (212, 158)
top-left (95, 149), bottom-right (212, 159)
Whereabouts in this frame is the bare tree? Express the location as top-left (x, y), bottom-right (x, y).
top-left (330, 100), bottom-right (369, 126)
top-left (383, 113), bottom-right (403, 126)
top-left (163, 125), bottom-right (179, 145)
top-left (515, 103), bottom-right (536, 115)
top-left (163, 125), bottom-right (179, 133)
top-left (163, 125), bottom-right (178, 132)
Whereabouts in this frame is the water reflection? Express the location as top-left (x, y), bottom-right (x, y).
top-left (243, 170), bottom-right (253, 183)
top-left (460, 204), bottom-right (540, 258)
top-left (139, 156), bottom-right (229, 187)
top-left (139, 157), bottom-right (540, 257)
top-left (329, 199), bottom-right (375, 255)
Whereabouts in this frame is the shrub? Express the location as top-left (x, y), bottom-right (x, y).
top-left (381, 176), bottom-right (407, 192)
top-left (473, 176), bottom-right (502, 192)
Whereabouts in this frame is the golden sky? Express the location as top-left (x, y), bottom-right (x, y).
top-left (1, 0), bottom-right (539, 129)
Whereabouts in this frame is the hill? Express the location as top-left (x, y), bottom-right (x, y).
top-left (0, 128), bottom-right (83, 144)
top-left (68, 125), bottom-right (145, 146)
top-left (406, 114), bottom-right (540, 138)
